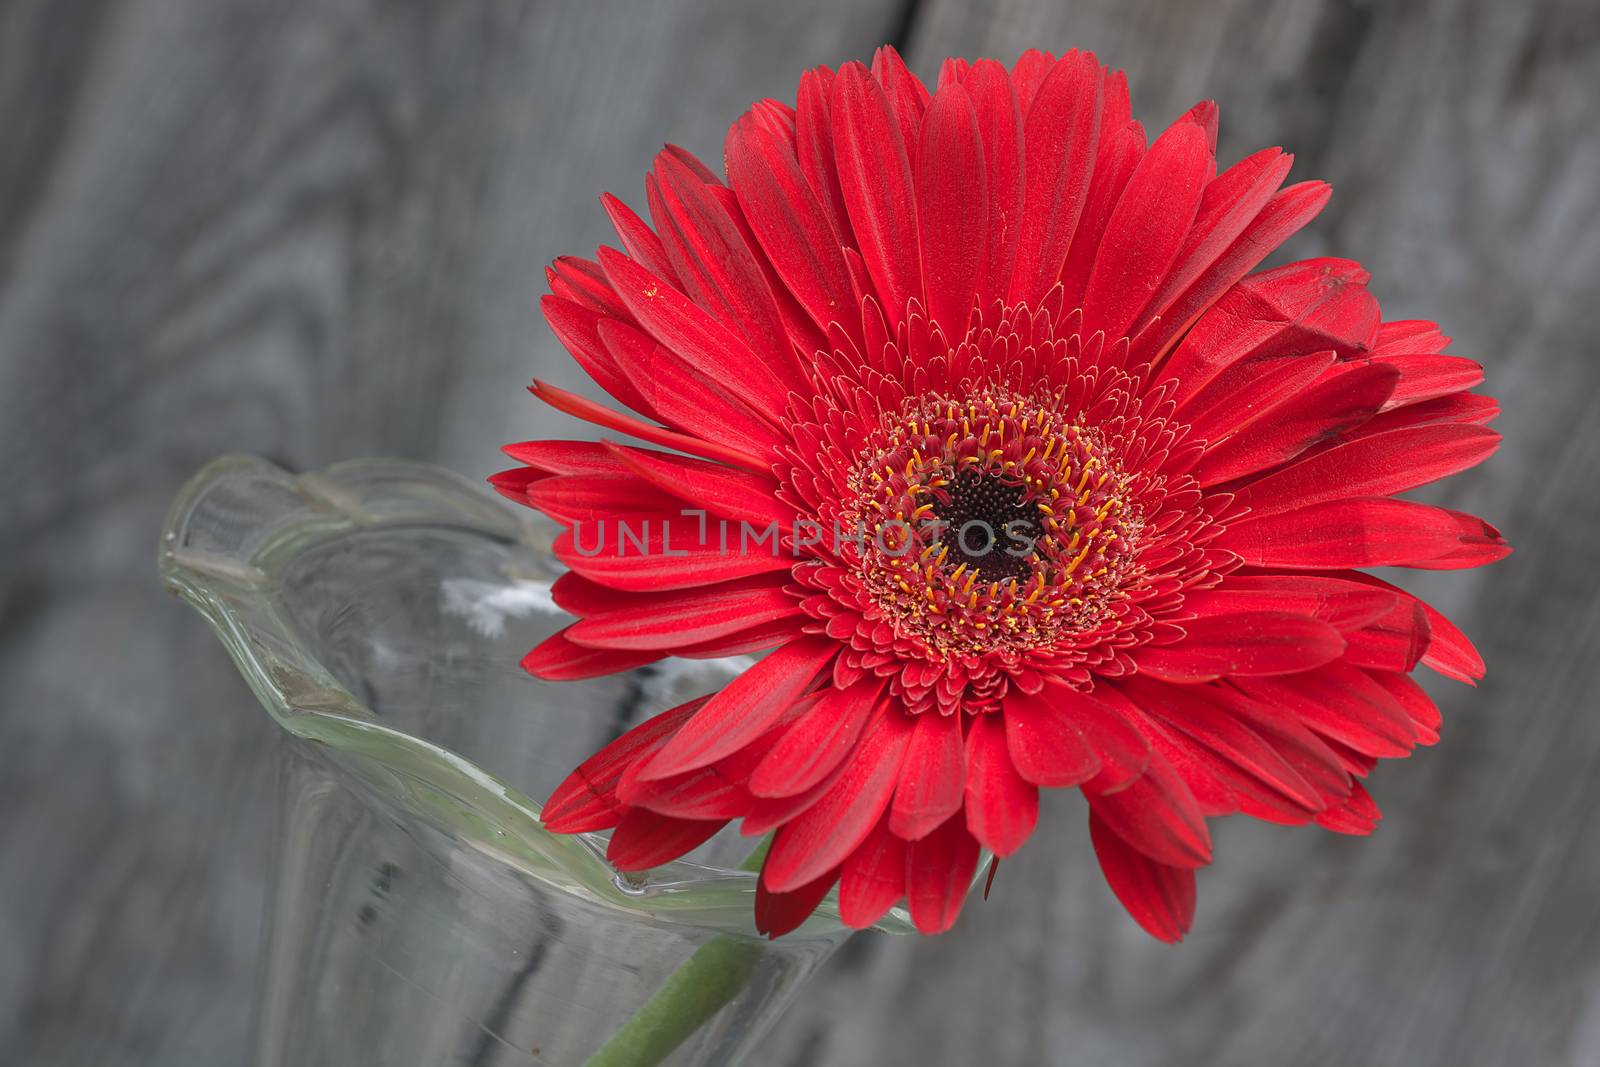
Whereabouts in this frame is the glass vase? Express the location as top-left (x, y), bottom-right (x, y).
top-left (160, 455), bottom-right (906, 1066)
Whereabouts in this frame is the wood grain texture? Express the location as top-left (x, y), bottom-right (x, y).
top-left (2, 1), bottom-right (1597, 1064)
top-left (0, 2), bottom-right (902, 1063)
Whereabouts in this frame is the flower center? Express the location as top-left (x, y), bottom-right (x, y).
top-left (845, 388), bottom-right (1143, 660)
top-left (929, 469), bottom-right (1042, 582)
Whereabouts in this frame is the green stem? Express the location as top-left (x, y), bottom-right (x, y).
top-left (580, 840), bottom-right (772, 1067)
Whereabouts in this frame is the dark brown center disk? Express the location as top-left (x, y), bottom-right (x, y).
top-left (930, 469), bottom-right (1043, 582)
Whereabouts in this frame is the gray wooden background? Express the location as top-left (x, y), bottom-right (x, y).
top-left (3, 0), bottom-right (1597, 1064)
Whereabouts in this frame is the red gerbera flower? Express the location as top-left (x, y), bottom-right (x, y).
top-left (493, 47), bottom-right (1507, 941)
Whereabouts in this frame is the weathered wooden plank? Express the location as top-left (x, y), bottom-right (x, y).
top-left (0, 2), bottom-right (900, 1063)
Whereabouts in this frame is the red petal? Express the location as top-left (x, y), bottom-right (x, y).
top-left (1010, 49), bottom-right (1055, 111)
top-left (1373, 354), bottom-right (1484, 409)
top-left (755, 866), bottom-right (839, 938)
top-left (888, 709), bottom-right (968, 840)
top-left (673, 615), bottom-right (810, 659)
top-left (1191, 361), bottom-right (1400, 485)
top-left (740, 763), bottom-right (847, 838)
top-left (1218, 497), bottom-right (1498, 569)
top-left (540, 697), bottom-right (704, 831)
top-left (1165, 257), bottom-right (1377, 406)
top-left (565, 575), bottom-right (801, 651)
top-left (502, 439), bottom-right (623, 476)
top-left (667, 141), bottom-right (723, 179)
top-left (598, 318), bottom-right (783, 459)
top-left (1315, 780), bottom-right (1382, 835)
top-left (1329, 580), bottom-right (1484, 685)
top-left (528, 379), bottom-right (767, 472)
top-left (555, 524), bottom-right (792, 593)
top-left (965, 712), bottom-right (1039, 856)
top-left (963, 59), bottom-right (1024, 311)
top-left (1058, 119), bottom-right (1145, 312)
top-left (649, 151), bottom-right (800, 379)
top-left (1122, 679), bottom-right (1325, 816)
top-left (1372, 319), bottom-right (1449, 355)
top-left (1320, 735), bottom-right (1379, 778)
top-left (1185, 575), bottom-right (1397, 632)
top-left (1100, 69), bottom-right (1132, 134)
top-left (1089, 810), bottom-right (1196, 943)
top-left (1344, 390), bottom-right (1499, 438)
top-left (1234, 663), bottom-right (1417, 757)
top-left (547, 255), bottom-right (631, 318)
top-left (838, 817), bottom-right (907, 929)
top-left (1080, 118), bottom-right (1210, 341)
top-left (1404, 508), bottom-right (1511, 569)
top-left (1134, 147), bottom-right (1292, 336)
top-left (598, 247), bottom-right (798, 421)
top-left (763, 703), bottom-right (916, 892)
top-left (1367, 670), bottom-right (1443, 745)
top-left (523, 474), bottom-right (679, 525)
top-left (1180, 351), bottom-right (1338, 447)
top-left (521, 629), bottom-right (663, 682)
top-left (600, 193), bottom-right (679, 287)
top-left (749, 676), bottom-right (886, 797)
top-left (1047, 683), bottom-right (1151, 791)
top-left (1133, 181), bottom-right (1331, 366)
top-left (540, 296), bottom-right (660, 419)
top-left (871, 45), bottom-right (930, 169)
top-left (936, 57), bottom-right (969, 90)
top-left (904, 812), bottom-right (981, 934)
top-left (1132, 612), bottom-right (1346, 681)
top-left (487, 466), bottom-right (542, 505)
top-left (1180, 99), bottom-right (1219, 150)
top-left (1416, 605), bottom-right (1485, 683)
top-left (725, 120), bottom-right (855, 340)
top-left (1340, 596), bottom-right (1431, 673)
top-left (741, 101), bottom-right (795, 145)
top-left (642, 637), bottom-right (836, 779)
top-left (1203, 685), bottom-right (1354, 805)
top-left (709, 182), bottom-right (829, 356)
top-left (549, 570), bottom-right (627, 616)
top-left (1002, 687), bottom-right (1102, 787)
top-left (624, 703), bottom-right (800, 825)
top-left (795, 66), bottom-right (851, 245)
top-left (1131, 712), bottom-right (1239, 818)
top-left (1234, 422), bottom-right (1502, 517)
top-left (606, 807), bottom-right (726, 871)
top-left (916, 81), bottom-right (988, 339)
top-left (1009, 51), bottom-right (1103, 306)
top-left (607, 443), bottom-right (793, 533)
top-left (618, 755), bottom-right (753, 822)
top-left (1084, 742), bottom-right (1212, 868)
top-left (832, 62), bottom-right (921, 321)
